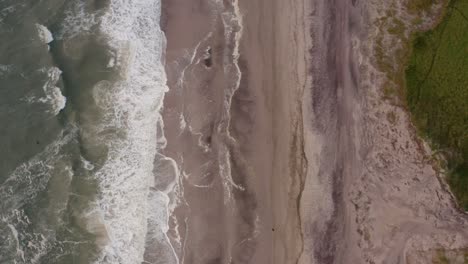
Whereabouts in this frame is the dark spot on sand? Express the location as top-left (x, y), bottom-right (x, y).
top-left (272, 228), bottom-right (275, 231)
top-left (205, 257), bottom-right (222, 264)
top-left (204, 57), bottom-right (212, 67)
top-left (204, 47), bottom-right (213, 67)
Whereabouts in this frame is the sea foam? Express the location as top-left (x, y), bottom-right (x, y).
top-left (76, 0), bottom-right (173, 263)
top-left (35, 24), bottom-right (53, 44)
top-left (39, 67), bottom-right (66, 115)
top-left (0, 128), bottom-right (76, 263)
top-left (22, 67), bottom-right (66, 116)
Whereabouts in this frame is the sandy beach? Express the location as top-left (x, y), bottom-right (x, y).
top-left (160, 0), bottom-right (310, 262)
top-left (2, 0), bottom-right (467, 263)
top-left (159, 0), bottom-right (468, 263)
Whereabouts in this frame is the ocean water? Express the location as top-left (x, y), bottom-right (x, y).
top-left (0, 1), bottom-right (175, 263)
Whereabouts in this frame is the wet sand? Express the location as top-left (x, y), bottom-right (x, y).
top-left (160, 0), bottom-right (310, 263)
top-left (160, 0), bottom-right (251, 262)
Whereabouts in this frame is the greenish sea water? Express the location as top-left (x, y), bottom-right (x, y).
top-left (0, 1), bottom-right (172, 263)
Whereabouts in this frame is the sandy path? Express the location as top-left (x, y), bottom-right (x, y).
top-left (300, 0), bottom-right (468, 263)
top-left (298, 0), bottom-right (468, 263)
top-left (328, 0), bottom-right (364, 263)
top-left (299, 0), bottom-right (364, 262)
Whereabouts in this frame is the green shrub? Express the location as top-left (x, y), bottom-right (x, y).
top-left (407, 0), bottom-right (435, 14)
top-left (405, 0), bottom-right (468, 210)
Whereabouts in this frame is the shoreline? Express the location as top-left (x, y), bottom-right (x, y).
top-left (159, 0), bottom-right (312, 262)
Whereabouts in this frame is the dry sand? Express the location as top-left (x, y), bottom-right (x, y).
top-left (299, 0), bottom-right (468, 263)
top-left (236, 0), bottom-right (311, 262)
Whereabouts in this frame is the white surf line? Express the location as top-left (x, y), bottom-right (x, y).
top-left (170, 216), bottom-right (182, 248)
top-left (237, 214), bottom-right (261, 246)
top-left (161, 157), bottom-right (180, 194)
top-left (163, 195), bottom-right (180, 264)
top-left (191, 168), bottom-right (215, 188)
top-left (230, 0), bottom-right (244, 91)
top-left (176, 32), bottom-right (214, 143)
top-left (164, 152), bottom-right (190, 264)
top-left (194, 33), bottom-right (214, 66)
top-left (7, 224), bottom-right (25, 262)
top-left (180, 216), bottom-right (189, 264)
top-left (187, 125), bottom-right (211, 153)
top-left (219, 0), bottom-right (246, 201)
top-left (175, 49), bottom-right (195, 89)
top-left (191, 183), bottom-right (214, 188)
top-left (178, 113), bottom-right (187, 133)
top-left (172, 155), bottom-right (187, 207)
top-left (159, 136), bottom-right (186, 264)
top-left (176, 32), bottom-right (212, 89)
top-left (181, 169), bottom-right (214, 189)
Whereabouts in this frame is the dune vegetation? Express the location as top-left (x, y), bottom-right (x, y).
top-left (405, 0), bottom-right (468, 210)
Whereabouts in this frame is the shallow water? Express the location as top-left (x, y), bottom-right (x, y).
top-left (0, 1), bottom-right (174, 263)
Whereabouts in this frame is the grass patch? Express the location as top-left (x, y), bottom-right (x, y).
top-left (433, 249), bottom-right (450, 264)
top-left (382, 81), bottom-right (398, 102)
top-left (405, 0), bottom-right (468, 210)
top-left (407, 0), bottom-right (436, 14)
top-left (388, 18), bottom-right (407, 36)
top-left (374, 12), bottom-right (416, 105)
